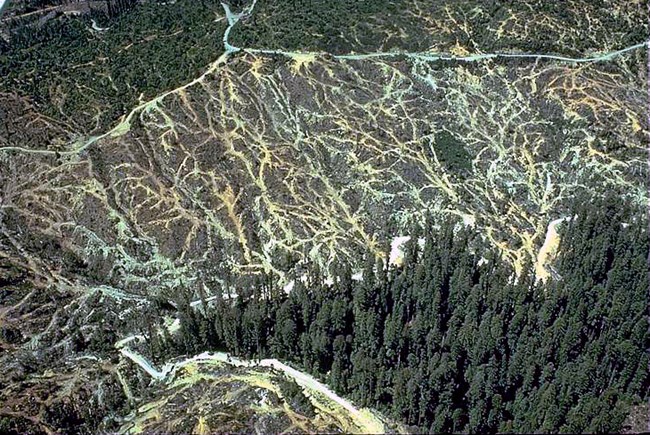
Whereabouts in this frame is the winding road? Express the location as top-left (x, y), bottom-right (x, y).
top-left (0, 0), bottom-right (647, 158)
top-left (250, 41), bottom-right (649, 64)
top-left (117, 342), bottom-right (387, 433)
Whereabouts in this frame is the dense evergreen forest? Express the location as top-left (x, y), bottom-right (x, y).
top-left (0, 0), bottom-right (228, 132)
top-left (140, 195), bottom-right (650, 433)
top-left (143, 198), bottom-right (650, 433)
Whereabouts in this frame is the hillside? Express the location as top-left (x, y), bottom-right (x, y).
top-left (0, 0), bottom-right (648, 433)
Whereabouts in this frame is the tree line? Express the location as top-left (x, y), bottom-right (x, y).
top-left (146, 194), bottom-right (649, 433)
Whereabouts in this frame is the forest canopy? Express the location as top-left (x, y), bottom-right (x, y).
top-left (148, 195), bottom-right (650, 433)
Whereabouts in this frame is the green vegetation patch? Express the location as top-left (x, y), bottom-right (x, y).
top-left (231, 0), bottom-right (647, 55)
top-left (278, 378), bottom-right (317, 418)
top-left (231, 0), bottom-right (431, 54)
top-left (0, 0), bottom-right (228, 133)
top-left (431, 131), bottom-right (472, 174)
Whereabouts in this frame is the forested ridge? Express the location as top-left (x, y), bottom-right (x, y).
top-left (140, 195), bottom-right (650, 433)
top-left (0, 0), bottom-right (228, 132)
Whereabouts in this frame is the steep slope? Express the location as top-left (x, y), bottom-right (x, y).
top-left (0, 0), bottom-right (648, 432)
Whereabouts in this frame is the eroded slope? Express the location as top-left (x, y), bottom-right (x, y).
top-left (1, 47), bottom-right (647, 298)
top-left (0, 0), bottom-right (648, 432)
